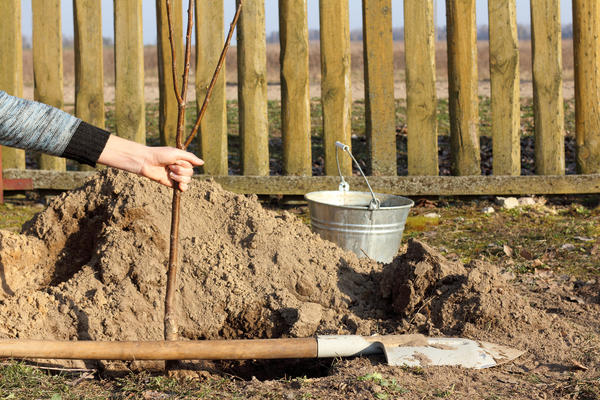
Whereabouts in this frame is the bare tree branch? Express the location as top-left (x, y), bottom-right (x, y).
top-left (163, 0), bottom-right (243, 343)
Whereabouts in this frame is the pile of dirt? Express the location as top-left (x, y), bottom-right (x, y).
top-left (0, 169), bottom-right (386, 345)
top-left (380, 241), bottom-right (543, 336)
top-left (0, 169), bottom-right (551, 369)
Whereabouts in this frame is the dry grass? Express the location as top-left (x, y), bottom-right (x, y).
top-left (22, 40), bottom-right (574, 89)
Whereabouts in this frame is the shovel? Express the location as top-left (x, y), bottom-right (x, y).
top-left (0, 334), bottom-right (523, 369)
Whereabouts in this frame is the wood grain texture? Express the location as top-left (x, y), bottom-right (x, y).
top-left (404, 0), bottom-right (438, 176)
top-left (74, 0), bottom-right (104, 171)
top-left (531, 0), bottom-right (565, 175)
top-left (280, 0), bottom-right (311, 176)
top-left (6, 169), bottom-right (600, 196)
top-left (156, 0), bottom-right (184, 147)
top-left (0, 0), bottom-right (25, 169)
top-left (114, 0), bottom-right (145, 144)
top-left (489, 0), bottom-right (520, 176)
top-left (573, 0), bottom-right (600, 173)
top-left (237, 0), bottom-right (269, 176)
top-left (362, 0), bottom-right (396, 176)
top-left (196, 0), bottom-right (228, 175)
top-left (319, 0), bottom-right (352, 176)
top-left (32, 0), bottom-right (66, 171)
top-left (446, 0), bottom-right (480, 176)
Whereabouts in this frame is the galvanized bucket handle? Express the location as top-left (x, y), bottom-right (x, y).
top-left (335, 141), bottom-right (380, 210)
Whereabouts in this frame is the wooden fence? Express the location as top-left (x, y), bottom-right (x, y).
top-left (1, 0), bottom-right (600, 196)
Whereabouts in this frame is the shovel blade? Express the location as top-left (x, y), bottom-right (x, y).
top-left (383, 337), bottom-right (524, 369)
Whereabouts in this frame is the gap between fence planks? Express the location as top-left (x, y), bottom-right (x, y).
top-left (32, 0), bottom-right (65, 172)
top-left (156, 0), bottom-right (184, 147)
top-left (280, 0), bottom-right (311, 177)
top-left (404, 0), bottom-right (438, 176)
top-left (319, 0), bottom-right (352, 176)
top-left (446, 0), bottom-right (480, 176)
top-left (114, 0), bottom-right (145, 145)
top-left (74, 0), bottom-right (105, 172)
top-left (531, 0), bottom-right (565, 175)
top-left (362, 0), bottom-right (396, 176)
top-left (237, 0), bottom-right (269, 176)
top-left (6, 169), bottom-right (600, 196)
top-left (489, 0), bottom-right (520, 176)
top-left (196, 0), bottom-right (228, 176)
top-left (573, 0), bottom-right (600, 174)
top-left (0, 0), bottom-right (25, 169)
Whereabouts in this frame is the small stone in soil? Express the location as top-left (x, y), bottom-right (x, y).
top-left (496, 197), bottom-right (519, 209)
top-left (424, 212), bottom-right (440, 218)
top-left (518, 197), bottom-right (536, 206)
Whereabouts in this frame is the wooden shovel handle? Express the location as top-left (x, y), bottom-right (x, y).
top-left (0, 338), bottom-right (318, 361)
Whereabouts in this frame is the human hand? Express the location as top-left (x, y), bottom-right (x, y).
top-left (98, 135), bottom-right (203, 192)
top-left (139, 146), bottom-right (204, 192)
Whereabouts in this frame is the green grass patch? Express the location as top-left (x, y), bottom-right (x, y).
top-left (403, 199), bottom-right (600, 279)
top-left (0, 204), bottom-right (40, 232)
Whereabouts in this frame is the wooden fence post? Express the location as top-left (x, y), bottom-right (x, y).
top-left (446, 0), bottom-right (480, 176)
top-left (74, 0), bottom-right (104, 171)
top-left (114, 0), bottom-right (145, 144)
top-left (280, 0), bottom-right (311, 176)
top-left (573, 0), bottom-right (600, 174)
top-left (0, 0), bottom-right (25, 169)
top-left (362, 0), bottom-right (396, 176)
top-left (237, 0), bottom-right (269, 176)
top-left (319, 0), bottom-right (352, 176)
top-left (196, 0), bottom-right (228, 175)
top-left (404, 0), bottom-right (438, 176)
top-left (489, 0), bottom-right (520, 176)
top-left (156, 0), bottom-right (184, 147)
top-left (32, 0), bottom-right (66, 171)
top-left (531, 0), bottom-right (564, 175)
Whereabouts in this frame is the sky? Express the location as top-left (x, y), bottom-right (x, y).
top-left (21, 0), bottom-right (574, 45)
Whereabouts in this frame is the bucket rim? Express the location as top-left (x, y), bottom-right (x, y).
top-left (304, 190), bottom-right (414, 210)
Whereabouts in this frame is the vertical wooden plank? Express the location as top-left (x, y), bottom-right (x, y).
top-left (404, 0), bottom-right (438, 176)
top-left (362, 0), bottom-right (396, 176)
top-left (446, 0), bottom-right (480, 176)
top-left (489, 0), bottom-right (520, 176)
top-left (531, 0), bottom-right (564, 175)
top-left (280, 0), bottom-right (311, 176)
top-left (0, 0), bottom-right (25, 169)
top-left (32, 0), bottom-right (66, 171)
top-left (196, 0), bottom-right (227, 175)
top-left (74, 0), bottom-right (104, 171)
top-left (0, 0), bottom-right (22, 98)
top-left (114, 0), bottom-right (145, 144)
top-left (319, 0), bottom-right (352, 176)
top-left (237, 0), bottom-right (269, 176)
top-left (573, 0), bottom-right (600, 174)
top-left (156, 0), bottom-right (184, 147)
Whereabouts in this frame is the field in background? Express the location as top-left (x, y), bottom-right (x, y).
top-left (20, 40), bottom-right (575, 102)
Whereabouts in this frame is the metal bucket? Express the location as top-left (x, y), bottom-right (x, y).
top-left (305, 142), bottom-right (414, 263)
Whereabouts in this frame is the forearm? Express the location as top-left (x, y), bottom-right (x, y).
top-left (97, 135), bottom-right (147, 174)
top-left (0, 90), bottom-right (109, 166)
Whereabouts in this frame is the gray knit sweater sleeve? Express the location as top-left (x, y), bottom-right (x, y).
top-left (0, 90), bottom-right (110, 166)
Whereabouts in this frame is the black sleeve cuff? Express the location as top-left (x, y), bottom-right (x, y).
top-left (61, 121), bottom-right (111, 167)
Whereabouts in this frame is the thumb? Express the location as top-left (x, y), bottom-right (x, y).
top-left (171, 148), bottom-right (204, 166)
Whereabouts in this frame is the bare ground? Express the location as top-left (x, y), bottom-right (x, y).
top-left (20, 79), bottom-right (578, 105)
top-left (0, 171), bottom-right (598, 399)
